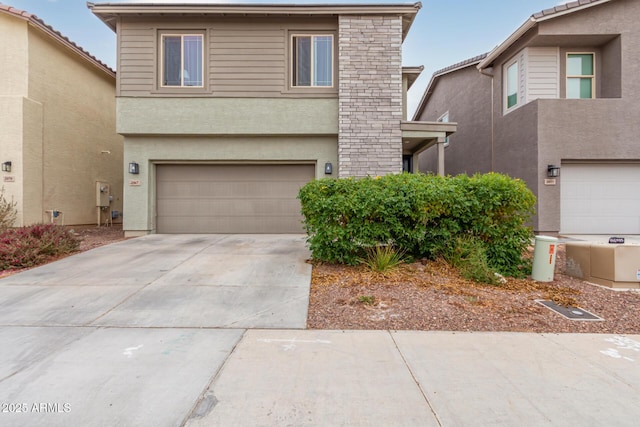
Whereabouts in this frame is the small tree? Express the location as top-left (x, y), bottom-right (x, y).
top-left (0, 186), bottom-right (17, 230)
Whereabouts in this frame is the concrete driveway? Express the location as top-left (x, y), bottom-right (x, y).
top-left (0, 234), bottom-right (312, 328)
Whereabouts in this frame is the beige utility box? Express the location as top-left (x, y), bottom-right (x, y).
top-left (566, 242), bottom-right (640, 289)
top-left (96, 181), bottom-right (110, 207)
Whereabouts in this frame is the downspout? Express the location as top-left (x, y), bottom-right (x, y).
top-left (479, 67), bottom-right (494, 171)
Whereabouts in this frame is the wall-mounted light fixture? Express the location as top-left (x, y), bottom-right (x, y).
top-left (1, 161), bottom-right (11, 172)
top-left (547, 165), bottom-right (560, 178)
top-left (324, 162), bottom-right (333, 175)
top-left (129, 162), bottom-right (140, 174)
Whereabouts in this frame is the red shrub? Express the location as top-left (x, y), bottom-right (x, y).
top-left (0, 223), bottom-right (79, 270)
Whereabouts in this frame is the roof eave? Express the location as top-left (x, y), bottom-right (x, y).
top-left (413, 55), bottom-right (485, 120)
top-left (477, 17), bottom-right (536, 70)
top-left (88, 2), bottom-right (422, 37)
top-left (477, 0), bottom-right (616, 70)
top-left (402, 65), bottom-right (424, 89)
top-left (2, 4), bottom-right (115, 78)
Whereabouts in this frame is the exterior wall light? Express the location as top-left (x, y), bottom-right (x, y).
top-left (129, 162), bottom-right (140, 174)
top-left (1, 161), bottom-right (11, 172)
top-left (324, 162), bottom-right (333, 175)
top-left (547, 165), bottom-right (560, 178)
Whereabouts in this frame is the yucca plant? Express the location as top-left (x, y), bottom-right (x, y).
top-left (359, 245), bottom-right (405, 274)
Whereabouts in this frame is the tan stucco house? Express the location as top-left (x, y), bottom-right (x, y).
top-left (415, 0), bottom-right (640, 235)
top-left (0, 4), bottom-right (123, 227)
top-left (89, 1), bottom-right (455, 236)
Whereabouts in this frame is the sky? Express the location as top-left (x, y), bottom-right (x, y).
top-left (5, 0), bottom-right (571, 115)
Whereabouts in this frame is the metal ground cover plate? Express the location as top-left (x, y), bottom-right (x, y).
top-left (535, 300), bottom-right (603, 321)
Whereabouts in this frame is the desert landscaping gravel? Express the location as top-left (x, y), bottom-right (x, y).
top-left (307, 245), bottom-right (640, 333)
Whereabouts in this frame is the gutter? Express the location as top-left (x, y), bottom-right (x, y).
top-left (479, 67), bottom-right (495, 171)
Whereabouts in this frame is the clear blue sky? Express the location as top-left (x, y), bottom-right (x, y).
top-left (6, 0), bottom-right (569, 114)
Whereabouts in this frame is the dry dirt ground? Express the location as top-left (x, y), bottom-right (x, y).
top-left (3, 226), bottom-right (639, 333)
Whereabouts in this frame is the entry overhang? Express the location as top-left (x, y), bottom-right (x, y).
top-left (401, 121), bottom-right (456, 154)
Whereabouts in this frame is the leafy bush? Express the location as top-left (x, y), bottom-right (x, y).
top-left (0, 186), bottom-right (17, 231)
top-left (0, 223), bottom-right (80, 270)
top-left (298, 172), bottom-right (535, 277)
top-left (359, 245), bottom-right (405, 274)
top-left (443, 235), bottom-right (498, 285)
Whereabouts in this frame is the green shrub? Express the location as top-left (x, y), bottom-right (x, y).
top-left (443, 235), bottom-right (498, 285)
top-left (0, 223), bottom-right (80, 270)
top-left (359, 245), bottom-right (404, 273)
top-left (0, 186), bottom-right (17, 231)
top-left (298, 172), bottom-right (535, 277)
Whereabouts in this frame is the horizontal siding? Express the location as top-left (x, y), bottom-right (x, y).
top-left (118, 23), bottom-right (155, 96)
top-left (527, 47), bottom-right (559, 101)
top-left (117, 17), bottom-right (337, 97)
top-left (210, 23), bottom-right (286, 96)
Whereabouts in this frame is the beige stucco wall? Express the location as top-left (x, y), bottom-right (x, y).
top-left (1, 13), bottom-right (122, 226)
top-left (0, 13), bottom-right (28, 226)
top-left (117, 98), bottom-right (338, 135)
top-left (26, 24), bottom-right (123, 226)
top-left (122, 136), bottom-right (338, 235)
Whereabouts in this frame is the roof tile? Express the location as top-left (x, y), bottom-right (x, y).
top-left (0, 2), bottom-right (114, 75)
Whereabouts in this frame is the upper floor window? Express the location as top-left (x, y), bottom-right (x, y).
top-left (291, 34), bottom-right (333, 87)
top-left (161, 34), bottom-right (203, 87)
top-left (505, 60), bottom-right (519, 109)
top-left (567, 53), bottom-right (594, 99)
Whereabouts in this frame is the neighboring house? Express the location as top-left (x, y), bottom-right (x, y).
top-left (414, 53), bottom-right (491, 175)
top-left (415, 0), bottom-right (640, 235)
top-left (0, 4), bottom-right (122, 227)
top-left (89, 1), bottom-right (455, 236)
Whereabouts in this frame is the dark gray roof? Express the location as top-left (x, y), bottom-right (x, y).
top-left (532, 0), bottom-right (607, 19)
top-left (431, 53), bottom-right (488, 78)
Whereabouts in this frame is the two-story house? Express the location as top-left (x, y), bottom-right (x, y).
top-left (0, 4), bottom-right (123, 227)
top-left (415, 0), bottom-right (640, 235)
top-left (89, 1), bottom-right (455, 236)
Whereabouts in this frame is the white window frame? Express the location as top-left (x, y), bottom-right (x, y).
top-left (438, 111), bottom-right (450, 147)
top-left (160, 33), bottom-right (204, 88)
top-left (504, 58), bottom-right (520, 112)
top-left (290, 34), bottom-right (334, 88)
top-left (566, 52), bottom-right (595, 99)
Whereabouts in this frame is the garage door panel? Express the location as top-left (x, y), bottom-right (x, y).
top-left (156, 164), bottom-right (314, 233)
top-left (157, 199), bottom-right (303, 217)
top-left (158, 181), bottom-right (304, 199)
top-left (156, 216), bottom-right (304, 234)
top-left (157, 164), bottom-right (313, 181)
top-left (561, 164), bottom-right (640, 234)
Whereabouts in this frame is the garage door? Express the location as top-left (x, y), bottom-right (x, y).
top-left (156, 164), bottom-right (315, 233)
top-left (561, 163), bottom-right (640, 234)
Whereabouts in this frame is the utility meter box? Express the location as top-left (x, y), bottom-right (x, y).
top-left (566, 242), bottom-right (640, 289)
top-left (96, 181), bottom-right (110, 207)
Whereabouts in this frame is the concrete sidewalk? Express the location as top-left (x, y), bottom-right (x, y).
top-left (1, 328), bottom-right (639, 426)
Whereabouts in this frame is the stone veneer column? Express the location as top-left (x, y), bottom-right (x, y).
top-left (338, 15), bottom-right (403, 177)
